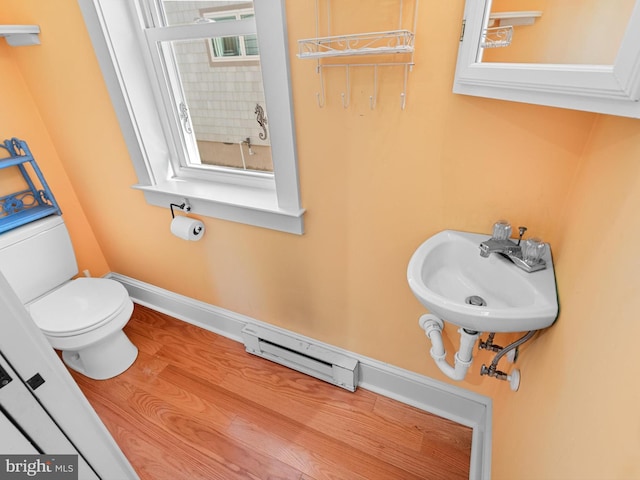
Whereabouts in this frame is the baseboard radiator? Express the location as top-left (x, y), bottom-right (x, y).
top-left (241, 325), bottom-right (359, 392)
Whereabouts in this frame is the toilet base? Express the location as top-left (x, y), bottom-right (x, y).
top-left (62, 330), bottom-right (138, 380)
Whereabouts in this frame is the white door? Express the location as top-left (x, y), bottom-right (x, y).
top-left (0, 353), bottom-right (98, 479)
top-left (0, 272), bottom-right (138, 479)
top-left (0, 409), bottom-right (39, 454)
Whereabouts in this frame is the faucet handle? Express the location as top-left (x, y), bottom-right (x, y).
top-left (492, 221), bottom-right (512, 240)
top-left (522, 238), bottom-right (546, 265)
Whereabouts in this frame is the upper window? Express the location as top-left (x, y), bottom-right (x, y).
top-left (77, 0), bottom-right (304, 234)
top-left (144, 1), bottom-right (272, 175)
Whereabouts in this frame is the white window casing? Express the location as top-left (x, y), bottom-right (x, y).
top-left (77, 0), bottom-right (304, 234)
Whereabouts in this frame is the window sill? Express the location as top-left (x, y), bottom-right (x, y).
top-left (133, 179), bottom-right (304, 235)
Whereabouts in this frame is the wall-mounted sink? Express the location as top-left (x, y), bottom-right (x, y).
top-left (407, 230), bottom-right (559, 333)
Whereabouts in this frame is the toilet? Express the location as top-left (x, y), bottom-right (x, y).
top-left (0, 215), bottom-right (137, 380)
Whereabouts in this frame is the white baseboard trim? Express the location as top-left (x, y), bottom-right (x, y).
top-left (108, 272), bottom-right (492, 479)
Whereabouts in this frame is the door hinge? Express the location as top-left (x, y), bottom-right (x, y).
top-left (460, 19), bottom-right (466, 42)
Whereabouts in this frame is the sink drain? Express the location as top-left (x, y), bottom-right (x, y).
top-left (465, 295), bottom-right (487, 307)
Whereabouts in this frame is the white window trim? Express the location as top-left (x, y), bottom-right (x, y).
top-left (77, 0), bottom-right (304, 235)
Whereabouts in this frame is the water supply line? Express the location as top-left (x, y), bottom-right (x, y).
top-left (419, 314), bottom-right (480, 381)
top-left (480, 330), bottom-right (536, 391)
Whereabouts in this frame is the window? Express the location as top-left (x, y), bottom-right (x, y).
top-left (151, 3), bottom-right (272, 174)
top-left (205, 9), bottom-right (259, 61)
top-left (77, 0), bottom-right (304, 234)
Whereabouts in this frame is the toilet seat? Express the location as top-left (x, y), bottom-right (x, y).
top-left (29, 278), bottom-right (131, 337)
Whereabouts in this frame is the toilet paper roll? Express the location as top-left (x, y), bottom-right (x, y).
top-left (170, 216), bottom-right (205, 241)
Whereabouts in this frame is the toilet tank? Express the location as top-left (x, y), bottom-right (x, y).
top-left (0, 215), bottom-right (78, 304)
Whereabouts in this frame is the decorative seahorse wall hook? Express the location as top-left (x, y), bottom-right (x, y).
top-left (255, 103), bottom-right (268, 140)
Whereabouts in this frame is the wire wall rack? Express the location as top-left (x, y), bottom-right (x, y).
top-left (297, 0), bottom-right (418, 110)
top-left (481, 11), bottom-right (542, 49)
top-left (298, 30), bottom-right (415, 59)
top-left (481, 26), bottom-right (513, 49)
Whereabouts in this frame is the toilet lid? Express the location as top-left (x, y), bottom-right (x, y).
top-left (29, 278), bottom-right (130, 336)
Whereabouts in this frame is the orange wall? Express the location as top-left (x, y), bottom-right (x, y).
top-left (0, 37), bottom-right (108, 276)
top-left (487, 0), bottom-right (633, 64)
top-left (4, 0), bottom-right (639, 478)
top-left (490, 115), bottom-right (640, 479)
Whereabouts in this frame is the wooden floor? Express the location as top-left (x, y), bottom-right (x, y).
top-left (70, 305), bottom-right (472, 480)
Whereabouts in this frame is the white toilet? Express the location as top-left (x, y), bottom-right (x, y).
top-left (0, 215), bottom-right (137, 380)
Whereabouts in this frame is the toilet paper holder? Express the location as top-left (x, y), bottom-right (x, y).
top-left (169, 199), bottom-right (204, 239)
top-left (170, 199), bottom-right (191, 218)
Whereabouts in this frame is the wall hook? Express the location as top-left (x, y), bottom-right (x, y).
top-left (316, 64), bottom-right (326, 108)
top-left (341, 65), bottom-right (350, 108)
top-left (170, 199), bottom-right (191, 218)
top-left (400, 63), bottom-right (409, 110)
top-left (370, 65), bottom-right (378, 110)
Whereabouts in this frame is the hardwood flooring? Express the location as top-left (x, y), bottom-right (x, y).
top-left (70, 305), bottom-right (472, 480)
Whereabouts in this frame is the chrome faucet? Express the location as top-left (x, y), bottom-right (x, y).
top-left (479, 225), bottom-right (526, 257)
top-left (479, 237), bottom-right (520, 258)
top-left (479, 224), bottom-right (547, 273)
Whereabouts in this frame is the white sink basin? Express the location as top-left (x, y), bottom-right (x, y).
top-left (407, 230), bottom-right (559, 333)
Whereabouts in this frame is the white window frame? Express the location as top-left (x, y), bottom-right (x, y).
top-left (77, 0), bottom-right (304, 234)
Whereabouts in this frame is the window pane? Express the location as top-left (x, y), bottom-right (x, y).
top-left (240, 12), bottom-right (258, 55)
top-left (162, 37), bottom-right (272, 173)
top-left (212, 36), bottom-right (240, 57)
top-left (158, 1), bottom-right (270, 173)
top-left (210, 15), bottom-right (240, 57)
top-left (243, 34), bottom-right (259, 56)
top-left (213, 15), bottom-right (236, 22)
top-left (160, 1), bottom-right (250, 26)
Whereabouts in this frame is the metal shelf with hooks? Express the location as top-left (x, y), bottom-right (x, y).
top-left (298, 0), bottom-right (418, 110)
top-left (0, 138), bottom-right (61, 234)
top-left (297, 29), bottom-right (414, 59)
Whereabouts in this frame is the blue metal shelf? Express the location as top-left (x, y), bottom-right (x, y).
top-left (0, 138), bottom-right (61, 234)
